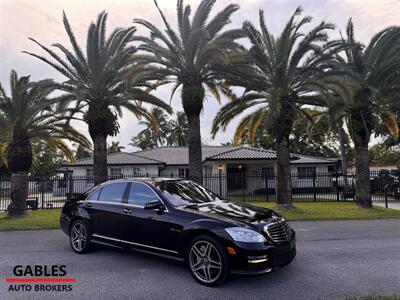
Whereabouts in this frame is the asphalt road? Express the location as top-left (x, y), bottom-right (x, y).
top-left (1, 220), bottom-right (399, 300)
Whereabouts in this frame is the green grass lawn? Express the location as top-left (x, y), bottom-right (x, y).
top-left (227, 195), bottom-right (390, 202)
top-left (0, 209), bottom-right (61, 231)
top-left (253, 202), bottom-right (400, 221)
top-left (0, 202), bottom-right (400, 231)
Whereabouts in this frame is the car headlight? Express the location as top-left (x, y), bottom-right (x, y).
top-left (225, 227), bottom-right (266, 243)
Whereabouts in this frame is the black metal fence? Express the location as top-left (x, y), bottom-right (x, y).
top-left (1, 170), bottom-right (399, 211)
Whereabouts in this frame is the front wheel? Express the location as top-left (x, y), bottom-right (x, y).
top-left (69, 220), bottom-right (92, 254)
top-left (187, 235), bottom-right (229, 287)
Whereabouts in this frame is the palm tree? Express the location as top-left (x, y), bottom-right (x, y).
top-left (310, 109), bottom-right (352, 190)
top-left (133, 0), bottom-right (241, 182)
top-left (231, 108), bottom-right (340, 158)
top-left (0, 70), bottom-right (89, 217)
top-left (334, 19), bottom-right (400, 208)
top-left (212, 8), bottom-right (350, 208)
top-left (167, 112), bottom-right (189, 147)
top-left (129, 131), bottom-right (155, 150)
top-left (0, 113), bottom-right (10, 169)
top-left (130, 107), bottom-right (170, 150)
top-left (74, 143), bottom-right (92, 160)
top-left (24, 11), bottom-right (171, 185)
top-left (107, 141), bottom-right (125, 153)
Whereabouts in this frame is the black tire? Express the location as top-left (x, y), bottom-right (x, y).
top-left (69, 219), bottom-right (92, 254)
top-left (186, 235), bottom-right (229, 287)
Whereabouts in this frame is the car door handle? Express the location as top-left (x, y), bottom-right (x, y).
top-left (123, 208), bottom-right (132, 214)
top-left (85, 202), bottom-right (93, 207)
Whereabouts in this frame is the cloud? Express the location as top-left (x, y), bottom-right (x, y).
top-left (1, 0), bottom-right (399, 150)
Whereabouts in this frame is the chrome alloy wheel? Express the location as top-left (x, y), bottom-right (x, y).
top-left (189, 241), bottom-right (222, 284)
top-left (71, 223), bottom-right (87, 252)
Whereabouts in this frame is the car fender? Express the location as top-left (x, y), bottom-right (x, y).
top-left (66, 202), bottom-right (94, 233)
top-left (178, 219), bottom-right (232, 255)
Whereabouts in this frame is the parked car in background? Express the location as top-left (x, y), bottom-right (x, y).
top-left (332, 169), bottom-right (400, 200)
top-left (370, 169), bottom-right (399, 193)
top-left (60, 178), bottom-right (296, 286)
top-left (332, 174), bottom-right (355, 190)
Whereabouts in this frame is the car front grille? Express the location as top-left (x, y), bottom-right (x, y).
top-left (263, 220), bottom-right (292, 244)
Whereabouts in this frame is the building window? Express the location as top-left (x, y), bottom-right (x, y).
top-left (110, 168), bottom-right (122, 179)
top-left (328, 165), bottom-right (337, 173)
top-left (133, 168), bottom-right (142, 177)
top-left (297, 167), bottom-right (316, 179)
top-left (178, 168), bottom-right (189, 178)
top-left (262, 167), bottom-right (275, 179)
top-left (86, 169), bottom-right (94, 183)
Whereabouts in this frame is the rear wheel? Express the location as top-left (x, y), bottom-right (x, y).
top-left (69, 220), bottom-right (92, 254)
top-left (187, 235), bottom-right (229, 287)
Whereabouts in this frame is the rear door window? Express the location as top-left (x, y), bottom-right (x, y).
top-left (98, 183), bottom-right (128, 203)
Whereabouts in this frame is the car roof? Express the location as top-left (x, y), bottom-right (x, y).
top-left (97, 177), bottom-right (184, 187)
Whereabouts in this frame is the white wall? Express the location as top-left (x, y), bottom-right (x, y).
top-left (160, 166), bottom-right (181, 177)
top-left (206, 161), bottom-right (335, 195)
top-left (70, 165), bottom-right (159, 177)
top-left (291, 164), bottom-right (332, 189)
top-left (68, 161), bottom-right (336, 195)
top-left (68, 165), bottom-right (160, 193)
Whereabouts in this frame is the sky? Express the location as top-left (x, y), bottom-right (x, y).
top-left (0, 0), bottom-right (399, 151)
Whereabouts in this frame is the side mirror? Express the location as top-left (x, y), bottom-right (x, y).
top-left (144, 200), bottom-right (165, 211)
top-left (72, 193), bottom-right (86, 201)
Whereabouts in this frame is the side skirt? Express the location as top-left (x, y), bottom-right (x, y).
top-left (91, 235), bottom-right (184, 263)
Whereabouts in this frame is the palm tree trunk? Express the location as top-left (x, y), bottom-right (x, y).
top-left (186, 113), bottom-right (203, 183)
top-left (182, 85), bottom-right (204, 184)
top-left (350, 107), bottom-right (373, 209)
top-left (6, 137), bottom-right (32, 217)
top-left (91, 132), bottom-right (108, 185)
top-left (7, 172), bottom-right (29, 217)
top-left (337, 124), bottom-right (349, 191)
top-left (354, 144), bottom-right (372, 208)
top-left (276, 134), bottom-right (293, 208)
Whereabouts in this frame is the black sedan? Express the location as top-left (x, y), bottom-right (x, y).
top-left (60, 178), bottom-right (296, 286)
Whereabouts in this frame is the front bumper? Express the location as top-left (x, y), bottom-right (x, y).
top-left (227, 232), bottom-right (296, 275)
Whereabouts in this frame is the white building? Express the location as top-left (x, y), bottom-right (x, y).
top-left (67, 146), bottom-right (339, 197)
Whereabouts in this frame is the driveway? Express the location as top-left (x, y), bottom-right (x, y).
top-left (1, 219), bottom-right (399, 300)
top-left (375, 201), bottom-right (400, 210)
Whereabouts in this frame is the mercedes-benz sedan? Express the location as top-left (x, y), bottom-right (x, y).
top-left (60, 178), bottom-right (296, 286)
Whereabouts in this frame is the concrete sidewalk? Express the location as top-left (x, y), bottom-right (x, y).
top-left (375, 201), bottom-right (400, 210)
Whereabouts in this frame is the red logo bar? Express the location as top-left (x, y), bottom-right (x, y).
top-left (5, 278), bottom-right (76, 283)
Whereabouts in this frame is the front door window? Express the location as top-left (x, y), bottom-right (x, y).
top-left (127, 183), bottom-right (158, 207)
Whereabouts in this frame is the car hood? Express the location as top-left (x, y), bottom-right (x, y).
top-left (178, 200), bottom-right (281, 227)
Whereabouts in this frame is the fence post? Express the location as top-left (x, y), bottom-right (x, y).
top-left (41, 179), bottom-right (45, 209)
top-left (313, 172), bottom-right (317, 202)
top-left (265, 175), bottom-right (269, 202)
top-left (242, 171), bottom-right (245, 202)
top-left (68, 173), bottom-right (73, 200)
top-left (336, 172), bottom-right (340, 202)
top-left (218, 170), bottom-right (222, 197)
top-left (385, 187), bottom-right (388, 209)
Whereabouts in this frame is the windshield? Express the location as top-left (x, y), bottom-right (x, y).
top-left (156, 180), bottom-right (221, 207)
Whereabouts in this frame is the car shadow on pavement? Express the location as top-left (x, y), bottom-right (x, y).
top-left (89, 242), bottom-right (298, 289)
